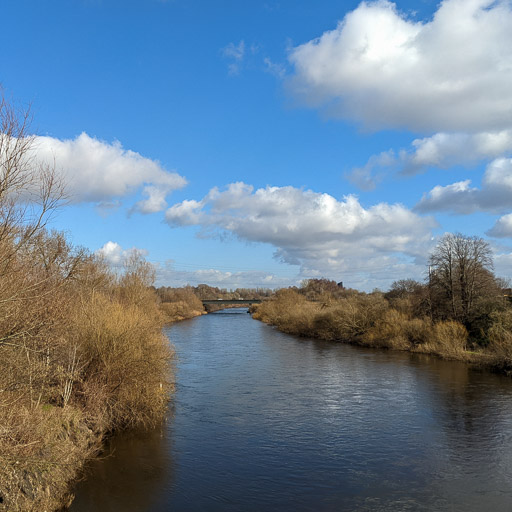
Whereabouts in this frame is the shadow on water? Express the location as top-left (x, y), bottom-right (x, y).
top-left (70, 420), bottom-right (174, 512)
top-left (70, 308), bottom-right (512, 511)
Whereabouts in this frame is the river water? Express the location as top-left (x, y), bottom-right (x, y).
top-left (70, 308), bottom-right (512, 511)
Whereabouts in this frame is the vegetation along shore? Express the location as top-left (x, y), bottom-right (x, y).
top-left (0, 97), bottom-right (181, 511)
top-left (251, 236), bottom-right (512, 374)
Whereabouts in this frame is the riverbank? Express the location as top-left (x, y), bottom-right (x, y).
top-left (3, 279), bottom-right (259, 510)
top-left (70, 305), bottom-right (512, 511)
top-left (0, 244), bottom-right (176, 512)
top-left (250, 289), bottom-right (511, 374)
top-left (157, 287), bottom-right (206, 323)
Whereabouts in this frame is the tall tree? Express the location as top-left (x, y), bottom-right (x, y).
top-left (428, 233), bottom-right (500, 327)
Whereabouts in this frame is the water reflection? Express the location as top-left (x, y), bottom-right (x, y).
top-left (70, 308), bottom-right (512, 511)
top-left (70, 422), bottom-right (174, 512)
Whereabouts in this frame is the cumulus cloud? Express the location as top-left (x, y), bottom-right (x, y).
top-left (347, 129), bottom-right (512, 187)
top-left (31, 132), bottom-right (187, 213)
top-left (96, 241), bottom-right (149, 267)
top-left (165, 182), bottom-right (437, 278)
top-left (415, 180), bottom-right (479, 214)
top-left (401, 130), bottom-right (512, 174)
top-left (346, 150), bottom-right (395, 190)
top-left (288, 0), bottom-right (512, 133)
top-left (346, 128), bottom-right (512, 189)
top-left (487, 214), bottom-right (512, 239)
top-left (416, 158), bottom-right (512, 214)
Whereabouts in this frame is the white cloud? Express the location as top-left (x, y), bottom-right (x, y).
top-left (31, 132), bottom-right (187, 213)
top-left (95, 244), bottom-right (298, 290)
top-left (493, 252), bottom-right (512, 280)
top-left (348, 129), bottom-right (512, 187)
top-left (487, 214), bottom-right (512, 238)
top-left (416, 157), bottom-right (512, 214)
top-left (402, 130), bottom-right (512, 173)
top-left (415, 180), bottom-right (479, 214)
top-left (165, 182), bottom-right (437, 280)
top-left (166, 199), bottom-right (205, 226)
top-left (96, 241), bottom-right (149, 267)
top-left (346, 149), bottom-right (395, 190)
top-left (154, 263), bottom-right (295, 289)
top-left (263, 57), bottom-right (286, 78)
top-left (223, 40), bottom-right (246, 61)
top-left (155, 259), bottom-right (428, 292)
top-left (222, 40), bottom-right (246, 75)
top-left (96, 241), bottom-right (125, 265)
top-left (288, 0), bottom-right (512, 133)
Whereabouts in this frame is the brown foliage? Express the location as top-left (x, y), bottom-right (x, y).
top-left (0, 405), bottom-right (94, 512)
top-left (0, 230), bottom-right (175, 510)
top-left (251, 288), bottom-right (313, 334)
top-left (363, 310), bottom-right (428, 350)
top-left (0, 95), bottom-right (174, 510)
top-left (487, 310), bottom-right (512, 370)
top-left (157, 286), bottom-right (205, 322)
top-left (418, 321), bottom-right (468, 359)
top-left (254, 290), bottom-right (388, 342)
top-left (254, 286), bottom-right (474, 361)
top-left (74, 292), bottom-right (173, 431)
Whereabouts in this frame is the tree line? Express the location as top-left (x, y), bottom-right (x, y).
top-left (155, 284), bottom-right (273, 318)
top-left (252, 234), bottom-right (512, 370)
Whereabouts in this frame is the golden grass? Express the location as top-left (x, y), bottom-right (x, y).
top-left (253, 290), bottom-right (478, 362)
top-left (0, 234), bottom-right (174, 511)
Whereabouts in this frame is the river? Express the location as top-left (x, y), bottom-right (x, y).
top-left (70, 308), bottom-right (512, 511)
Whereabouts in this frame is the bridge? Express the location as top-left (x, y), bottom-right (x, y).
top-left (201, 299), bottom-right (262, 306)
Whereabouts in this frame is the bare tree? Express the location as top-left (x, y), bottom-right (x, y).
top-left (0, 94), bottom-right (64, 276)
top-left (428, 233), bottom-right (500, 327)
top-left (0, 94), bottom-right (67, 403)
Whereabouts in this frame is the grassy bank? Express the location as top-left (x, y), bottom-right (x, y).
top-left (0, 96), bottom-right (185, 511)
top-left (0, 237), bottom-right (175, 511)
top-left (156, 286), bottom-right (206, 322)
top-left (251, 287), bottom-right (512, 372)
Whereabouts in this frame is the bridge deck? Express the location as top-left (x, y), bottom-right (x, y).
top-left (201, 299), bottom-right (262, 305)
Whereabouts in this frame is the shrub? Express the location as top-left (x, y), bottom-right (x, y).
top-left (252, 289), bottom-right (307, 326)
top-left (0, 404), bottom-right (93, 512)
top-left (487, 309), bottom-right (512, 362)
top-left (74, 292), bottom-right (173, 431)
top-left (0, 95), bottom-right (174, 511)
top-left (317, 293), bottom-right (389, 342)
top-left (159, 288), bottom-right (204, 322)
top-left (0, 231), bottom-right (174, 510)
top-left (418, 321), bottom-right (468, 359)
top-left (254, 289), bottom-right (389, 343)
top-left (363, 309), bottom-right (412, 349)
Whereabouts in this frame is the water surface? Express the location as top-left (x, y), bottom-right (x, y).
top-left (71, 308), bottom-right (512, 511)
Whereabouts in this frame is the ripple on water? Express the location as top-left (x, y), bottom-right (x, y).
top-left (70, 309), bottom-right (512, 512)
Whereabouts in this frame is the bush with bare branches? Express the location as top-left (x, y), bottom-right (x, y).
top-left (0, 96), bottom-right (174, 511)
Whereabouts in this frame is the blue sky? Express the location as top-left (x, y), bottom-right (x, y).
top-left (2, 0), bottom-right (512, 290)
